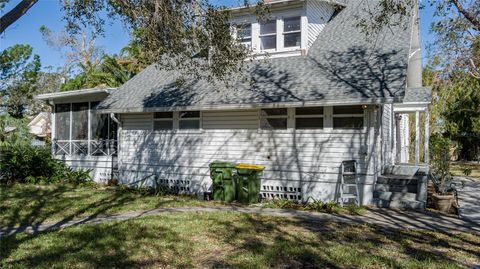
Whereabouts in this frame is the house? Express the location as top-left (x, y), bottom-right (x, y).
top-left (27, 112), bottom-right (51, 146)
top-left (37, 0), bottom-right (432, 209)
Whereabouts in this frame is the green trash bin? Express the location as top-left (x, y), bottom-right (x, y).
top-left (235, 164), bottom-right (265, 204)
top-left (209, 161), bottom-right (236, 202)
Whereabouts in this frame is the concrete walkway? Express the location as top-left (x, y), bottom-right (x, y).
top-left (456, 177), bottom-right (480, 223)
top-left (1, 206), bottom-right (479, 237)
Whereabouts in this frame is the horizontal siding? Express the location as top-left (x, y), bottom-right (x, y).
top-left (307, 0), bottom-right (335, 49)
top-left (122, 113), bottom-right (152, 130)
top-left (55, 155), bottom-right (115, 183)
top-left (203, 110), bottom-right (258, 129)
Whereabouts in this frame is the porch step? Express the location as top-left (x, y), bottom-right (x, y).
top-left (373, 191), bottom-right (417, 201)
top-left (373, 198), bottom-right (425, 211)
top-left (383, 165), bottom-right (420, 176)
top-left (377, 175), bottom-right (419, 186)
top-left (375, 183), bottom-right (418, 193)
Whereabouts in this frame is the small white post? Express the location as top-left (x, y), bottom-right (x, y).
top-left (415, 111), bottom-right (420, 165)
top-left (424, 108), bottom-right (430, 164)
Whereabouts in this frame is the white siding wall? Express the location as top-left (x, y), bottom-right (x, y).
top-left (55, 155), bottom-right (116, 183)
top-left (306, 0), bottom-right (335, 49)
top-left (118, 108), bottom-right (379, 204)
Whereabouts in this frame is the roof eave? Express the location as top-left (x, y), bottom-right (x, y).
top-left (96, 96), bottom-right (402, 114)
top-left (36, 88), bottom-right (116, 101)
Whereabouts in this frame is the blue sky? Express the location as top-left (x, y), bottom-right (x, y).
top-left (0, 0), bottom-right (436, 71)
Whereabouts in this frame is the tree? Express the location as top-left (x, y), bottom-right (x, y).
top-left (39, 26), bottom-right (104, 78)
top-left (0, 0), bottom-right (37, 34)
top-left (358, 0), bottom-right (479, 78)
top-left (0, 44), bottom-right (41, 118)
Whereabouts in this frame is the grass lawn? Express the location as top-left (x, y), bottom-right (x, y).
top-left (451, 162), bottom-right (480, 179)
top-left (1, 212), bottom-right (479, 268)
top-left (0, 184), bottom-right (211, 228)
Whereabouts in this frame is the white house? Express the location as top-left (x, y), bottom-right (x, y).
top-left (37, 0), bottom-right (431, 209)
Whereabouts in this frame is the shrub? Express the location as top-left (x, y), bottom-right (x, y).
top-left (429, 134), bottom-right (455, 194)
top-left (0, 143), bottom-right (91, 185)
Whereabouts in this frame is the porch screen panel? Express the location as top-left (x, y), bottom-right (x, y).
top-left (71, 102), bottom-right (89, 140)
top-left (55, 104), bottom-right (70, 140)
top-left (90, 102), bottom-right (109, 139)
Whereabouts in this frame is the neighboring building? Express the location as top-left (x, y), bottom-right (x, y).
top-left (28, 112), bottom-right (51, 146)
top-left (37, 0), bottom-right (431, 209)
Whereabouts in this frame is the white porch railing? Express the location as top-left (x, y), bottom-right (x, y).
top-left (54, 139), bottom-right (117, 156)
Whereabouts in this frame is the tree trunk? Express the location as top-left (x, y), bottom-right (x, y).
top-left (0, 0), bottom-right (38, 34)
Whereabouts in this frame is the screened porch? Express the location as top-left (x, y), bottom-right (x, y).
top-left (53, 102), bottom-right (117, 156)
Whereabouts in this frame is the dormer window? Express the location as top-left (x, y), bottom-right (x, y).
top-left (236, 24), bottom-right (252, 48)
top-left (283, 17), bottom-right (301, 48)
top-left (260, 20), bottom-right (277, 50)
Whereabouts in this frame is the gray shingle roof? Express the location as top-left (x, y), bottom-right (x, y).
top-left (98, 0), bottom-right (413, 113)
top-left (403, 87), bottom-right (432, 103)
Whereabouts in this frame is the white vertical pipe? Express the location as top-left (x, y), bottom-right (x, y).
top-left (415, 111), bottom-right (420, 165)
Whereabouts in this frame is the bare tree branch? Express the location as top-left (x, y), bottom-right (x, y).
top-left (0, 0), bottom-right (38, 34)
top-left (450, 0), bottom-right (480, 31)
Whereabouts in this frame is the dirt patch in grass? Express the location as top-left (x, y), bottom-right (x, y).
top-left (1, 212), bottom-right (478, 268)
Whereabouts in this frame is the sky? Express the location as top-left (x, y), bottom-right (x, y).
top-left (0, 0), bottom-right (436, 71)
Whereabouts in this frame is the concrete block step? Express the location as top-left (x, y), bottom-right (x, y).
top-left (373, 190), bottom-right (417, 201)
top-left (383, 165), bottom-right (419, 176)
top-left (377, 175), bottom-right (419, 186)
top-left (375, 183), bottom-right (418, 193)
top-left (373, 198), bottom-right (425, 210)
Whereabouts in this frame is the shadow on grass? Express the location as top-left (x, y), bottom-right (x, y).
top-left (1, 212), bottom-right (479, 268)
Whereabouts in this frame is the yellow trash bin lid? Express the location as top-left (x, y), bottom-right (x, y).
top-left (235, 164), bottom-right (265, 170)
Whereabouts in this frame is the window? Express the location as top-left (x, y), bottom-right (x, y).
top-left (153, 112), bottom-right (173, 130)
top-left (179, 111), bottom-right (200, 129)
top-left (283, 17), bottom-right (301, 48)
top-left (236, 24), bottom-right (252, 48)
top-left (260, 20), bottom-right (276, 50)
top-left (260, 108), bottom-right (287, 129)
top-left (91, 102), bottom-right (117, 140)
top-left (295, 107), bottom-right (323, 129)
top-left (333, 105), bottom-right (364, 129)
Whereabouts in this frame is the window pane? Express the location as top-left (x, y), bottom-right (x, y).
top-left (296, 107), bottom-right (323, 115)
top-left (179, 120), bottom-right (200, 129)
top-left (284, 32), bottom-right (301, 47)
top-left (260, 36), bottom-right (276, 50)
top-left (154, 112), bottom-right (173, 119)
top-left (333, 105), bottom-right (364, 114)
top-left (261, 108), bottom-right (287, 116)
top-left (260, 20), bottom-right (276, 35)
top-left (71, 102), bottom-right (89, 140)
top-left (180, 111), bottom-right (200, 118)
top-left (154, 120), bottom-right (173, 130)
top-left (261, 118), bottom-right (287, 129)
top-left (333, 117), bottom-right (364, 129)
top-left (296, 118), bottom-right (323, 129)
top-left (55, 104), bottom-right (70, 140)
top-left (284, 17), bottom-right (300, 32)
top-left (236, 24), bottom-right (251, 39)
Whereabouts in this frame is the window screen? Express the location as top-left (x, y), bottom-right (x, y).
top-left (260, 108), bottom-right (287, 129)
top-left (55, 104), bottom-right (70, 140)
top-left (179, 111), bottom-right (200, 130)
top-left (153, 112), bottom-right (173, 130)
top-left (295, 107), bottom-right (323, 129)
top-left (333, 105), bottom-right (364, 129)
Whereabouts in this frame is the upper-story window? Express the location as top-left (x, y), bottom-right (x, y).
top-left (283, 17), bottom-right (301, 48)
top-left (236, 24), bottom-right (252, 48)
top-left (260, 20), bottom-right (277, 50)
